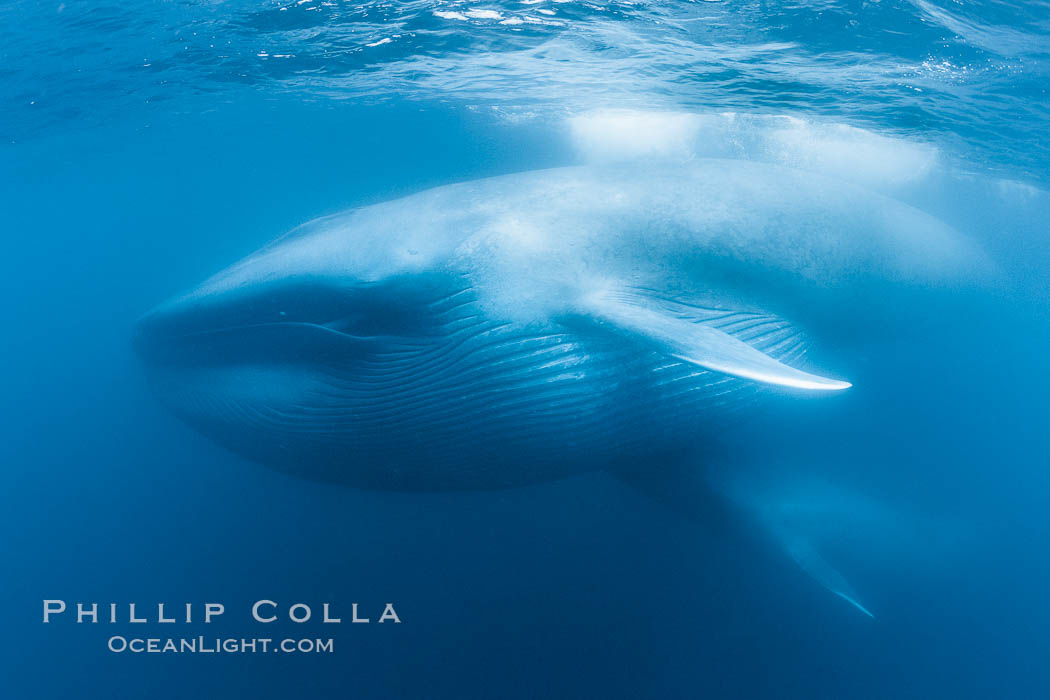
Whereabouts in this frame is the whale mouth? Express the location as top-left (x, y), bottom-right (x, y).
top-left (133, 277), bottom-right (640, 489)
top-left (133, 278), bottom-right (430, 370)
top-left (134, 318), bottom-right (370, 369)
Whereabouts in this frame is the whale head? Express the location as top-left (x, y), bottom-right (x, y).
top-left (134, 204), bottom-right (500, 488)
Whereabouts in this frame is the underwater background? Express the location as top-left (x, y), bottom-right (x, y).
top-left (2, 0), bottom-right (1050, 698)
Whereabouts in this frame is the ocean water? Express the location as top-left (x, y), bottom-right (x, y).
top-left (2, 1), bottom-right (1050, 698)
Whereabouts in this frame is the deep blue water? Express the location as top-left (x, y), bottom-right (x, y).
top-left (2, 1), bottom-right (1050, 698)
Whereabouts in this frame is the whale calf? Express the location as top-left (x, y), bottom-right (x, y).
top-left (136, 159), bottom-right (991, 615)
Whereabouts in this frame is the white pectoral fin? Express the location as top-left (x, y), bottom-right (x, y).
top-left (582, 289), bottom-right (851, 391)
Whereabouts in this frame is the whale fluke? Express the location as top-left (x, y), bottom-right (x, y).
top-left (581, 289), bottom-right (851, 391)
top-left (785, 538), bottom-right (875, 618)
top-left (611, 463), bottom-right (875, 618)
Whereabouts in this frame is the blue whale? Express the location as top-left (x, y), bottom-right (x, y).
top-left (136, 159), bottom-right (992, 615)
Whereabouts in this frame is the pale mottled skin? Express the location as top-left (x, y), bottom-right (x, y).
top-left (171, 160), bottom-right (987, 327)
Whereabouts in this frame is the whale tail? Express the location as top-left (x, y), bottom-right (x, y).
top-left (611, 464), bottom-right (876, 619)
top-left (782, 535), bottom-right (874, 618)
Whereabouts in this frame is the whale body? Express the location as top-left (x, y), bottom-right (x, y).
top-left (136, 159), bottom-right (985, 486)
top-left (135, 159), bottom-right (991, 615)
